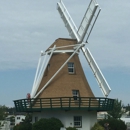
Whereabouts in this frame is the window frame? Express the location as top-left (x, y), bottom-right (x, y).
top-left (67, 62), bottom-right (75, 74)
top-left (73, 116), bottom-right (82, 128)
top-left (17, 117), bottom-right (20, 120)
top-left (72, 90), bottom-right (79, 100)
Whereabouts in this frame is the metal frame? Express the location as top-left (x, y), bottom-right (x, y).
top-left (14, 97), bottom-right (115, 112)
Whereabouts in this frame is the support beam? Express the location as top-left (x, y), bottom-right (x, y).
top-left (31, 56), bottom-right (42, 97)
top-left (32, 45), bottom-right (56, 98)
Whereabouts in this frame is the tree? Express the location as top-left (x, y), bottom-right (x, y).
top-left (13, 114), bottom-right (32, 130)
top-left (107, 99), bottom-right (123, 119)
top-left (0, 105), bottom-right (8, 120)
top-left (91, 123), bottom-right (104, 130)
top-left (22, 114), bottom-right (32, 123)
top-left (0, 105), bottom-right (8, 129)
top-left (98, 118), bottom-right (127, 130)
top-left (125, 104), bottom-right (130, 116)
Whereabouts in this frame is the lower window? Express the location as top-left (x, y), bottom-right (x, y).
top-left (74, 116), bottom-right (82, 128)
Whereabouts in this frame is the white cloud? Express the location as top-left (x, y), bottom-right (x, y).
top-left (0, 0), bottom-right (130, 72)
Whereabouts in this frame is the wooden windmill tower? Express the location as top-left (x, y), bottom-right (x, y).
top-left (14, 0), bottom-right (114, 129)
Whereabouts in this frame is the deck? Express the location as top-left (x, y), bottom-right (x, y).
top-left (14, 97), bottom-right (115, 112)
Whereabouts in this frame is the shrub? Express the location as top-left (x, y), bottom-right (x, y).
top-left (32, 117), bottom-right (63, 130)
top-left (66, 127), bottom-right (78, 130)
top-left (13, 122), bottom-right (32, 130)
top-left (98, 118), bottom-right (127, 130)
top-left (91, 123), bottom-right (104, 130)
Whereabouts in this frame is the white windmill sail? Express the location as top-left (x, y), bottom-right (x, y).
top-left (77, 0), bottom-right (99, 42)
top-left (31, 46), bottom-right (56, 98)
top-left (82, 47), bottom-right (111, 97)
top-left (57, 0), bottom-right (111, 97)
top-left (57, 0), bottom-right (80, 41)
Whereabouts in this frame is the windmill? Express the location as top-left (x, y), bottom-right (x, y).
top-left (30, 0), bottom-right (111, 99)
top-left (14, 0), bottom-right (114, 129)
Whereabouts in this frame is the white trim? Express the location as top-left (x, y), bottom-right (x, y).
top-left (48, 44), bottom-right (80, 49)
top-left (52, 50), bottom-right (79, 54)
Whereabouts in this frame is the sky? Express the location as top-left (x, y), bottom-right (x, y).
top-left (0, 0), bottom-right (130, 107)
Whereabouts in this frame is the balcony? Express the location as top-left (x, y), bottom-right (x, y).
top-left (14, 97), bottom-right (114, 112)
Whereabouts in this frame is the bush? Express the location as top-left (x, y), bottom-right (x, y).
top-left (98, 118), bottom-right (127, 130)
top-left (13, 122), bottom-right (32, 130)
top-left (66, 127), bottom-right (78, 130)
top-left (32, 117), bottom-right (63, 130)
top-left (91, 123), bottom-right (104, 130)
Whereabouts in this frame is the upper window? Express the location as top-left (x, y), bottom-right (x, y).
top-left (67, 62), bottom-right (74, 74)
top-left (74, 116), bottom-right (82, 128)
top-left (72, 90), bottom-right (79, 100)
top-left (44, 64), bottom-right (50, 76)
top-left (17, 117), bottom-right (20, 120)
top-left (47, 64), bottom-right (50, 70)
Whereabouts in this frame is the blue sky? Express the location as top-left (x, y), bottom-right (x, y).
top-left (0, 0), bottom-right (130, 107)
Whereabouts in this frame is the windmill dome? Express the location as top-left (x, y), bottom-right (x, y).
top-left (36, 38), bottom-right (95, 99)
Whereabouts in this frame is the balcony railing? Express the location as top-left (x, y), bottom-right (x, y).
top-left (14, 97), bottom-right (114, 112)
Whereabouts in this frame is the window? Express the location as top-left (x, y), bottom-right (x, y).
top-left (67, 62), bottom-right (74, 74)
top-left (47, 64), bottom-right (50, 70)
top-left (17, 117), bottom-right (20, 120)
top-left (72, 90), bottom-right (79, 100)
top-left (35, 117), bottom-right (38, 122)
top-left (44, 64), bottom-right (50, 76)
top-left (74, 116), bottom-right (82, 128)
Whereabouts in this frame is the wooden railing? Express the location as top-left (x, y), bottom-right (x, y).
top-left (14, 97), bottom-right (114, 112)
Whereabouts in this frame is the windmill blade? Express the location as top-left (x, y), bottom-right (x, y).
top-left (31, 55), bottom-right (42, 97)
top-left (77, 0), bottom-right (100, 42)
top-left (57, 0), bottom-right (80, 41)
top-left (81, 47), bottom-right (111, 97)
top-left (31, 46), bottom-right (56, 98)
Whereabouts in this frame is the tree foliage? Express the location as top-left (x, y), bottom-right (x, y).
top-left (13, 114), bottom-right (32, 130)
top-left (98, 118), bottom-right (127, 130)
top-left (32, 117), bottom-right (63, 130)
top-left (91, 123), bottom-right (104, 130)
top-left (125, 104), bottom-right (130, 116)
top-left (0, 105), bottom-right (8, 120)
top-left (107, 99), bottom-right (123, 119)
